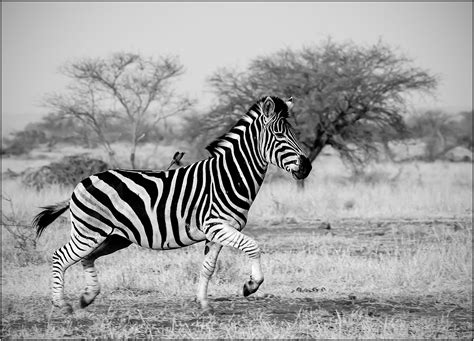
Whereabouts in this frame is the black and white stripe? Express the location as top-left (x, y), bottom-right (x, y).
top-left (32, 96), bottom-right (312, 312)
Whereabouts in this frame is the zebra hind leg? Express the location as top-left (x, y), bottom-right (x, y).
top-left (79, 235), bottom-right (132, 308)
top-left (51, 234), bottom-right (106, 314)
top-left (80, 258), bottom-right (100, 308)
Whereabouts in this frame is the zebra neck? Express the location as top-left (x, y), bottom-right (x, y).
top-left (206, 112), bottom-right (269, 201)
top-left (213, 139), bottom-right (268, 204)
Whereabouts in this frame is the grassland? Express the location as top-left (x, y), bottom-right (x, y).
top-left (1, 147), bottom-right (472, 339)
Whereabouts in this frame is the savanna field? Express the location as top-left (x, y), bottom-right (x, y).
top-left (1, 144), bottom-right (472, 339)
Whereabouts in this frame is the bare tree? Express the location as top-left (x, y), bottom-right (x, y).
top-left (45, 52), bottom-right (193, 167)
top-left (196, 38), bottom-right (438, 172)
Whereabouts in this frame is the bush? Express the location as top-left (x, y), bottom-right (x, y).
top-left (2, 130), bottom-right (48, 156)
top-left (1, 194), bottom-right (45, 266)
top-left (22, 154), bottom-right (109, 190)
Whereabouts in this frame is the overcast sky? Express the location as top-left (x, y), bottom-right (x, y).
top-left (2, 2), bottom-right (472, 134)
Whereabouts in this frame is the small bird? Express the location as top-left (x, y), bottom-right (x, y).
top-left (166, 151), bottom-right (185, 170)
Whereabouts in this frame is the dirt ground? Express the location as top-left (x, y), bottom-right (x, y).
top-left (1, 218), bottom-right (472, 338)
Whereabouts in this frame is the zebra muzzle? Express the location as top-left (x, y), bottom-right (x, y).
top-left (292, 156), bottom-right (312, 180)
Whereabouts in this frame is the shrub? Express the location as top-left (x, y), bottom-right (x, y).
top-left (22, 154), bottom-right (109, 190)
top-left (2, 130), bottom-right (48, 156)
top-left (1, 194), bottom-right (45, 266)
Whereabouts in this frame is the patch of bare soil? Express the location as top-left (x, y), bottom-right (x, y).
top-left (1, 218), bottom-right (472, 338)
top-left (247, 217), bottom-right (472, 257)
top-left (2, 291), bottom-right (471, 338)
top-left (211, 293), bottom-right (470, 328)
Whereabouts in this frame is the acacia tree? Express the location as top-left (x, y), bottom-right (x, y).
top-left (197, 39), bottom-right (438, 172)
top-left (45, 52), bottom-right (193, 167)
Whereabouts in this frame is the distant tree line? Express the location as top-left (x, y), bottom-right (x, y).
top-left (405, 109), bottom-right (472, 161)
top-left (2, 38), bottom-right (472, 168)
top-left (2, 111), bottom-right (182, 155)
top-left (4, 107), bottom-right (470, 164)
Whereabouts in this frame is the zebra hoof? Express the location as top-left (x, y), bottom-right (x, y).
top-left (79, 293), bottom-right (98, 309)
top-left (243, 280), bottom-right (260, 297)
top-left (79, 289), bottom-right (100, 308)
top-left (79, 295), bottom-right (91, 309)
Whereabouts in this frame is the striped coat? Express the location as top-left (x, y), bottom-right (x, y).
top-left (33, 96), bottom-right (312, 313)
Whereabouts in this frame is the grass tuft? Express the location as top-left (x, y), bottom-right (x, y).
top-left (1, 155), bottom-right (472, 338)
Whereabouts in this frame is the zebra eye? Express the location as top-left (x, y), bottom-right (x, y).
top-left (274, 132), bottom-right (285, 139)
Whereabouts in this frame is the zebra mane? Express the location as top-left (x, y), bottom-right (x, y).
top-left (205, 115), bottom-right (253, 156)
top-left (206, 96), bottom-right (289, 156)
top-left (205, 96), bottom-right (289, 156)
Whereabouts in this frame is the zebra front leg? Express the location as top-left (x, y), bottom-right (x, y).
top-left (197, 241), bottom-right (223, 312)
top-left (205, 224), bottom-right (264, 298)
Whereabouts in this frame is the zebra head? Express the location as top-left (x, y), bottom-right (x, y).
top-left (258, 96), bottom-right (312, 180)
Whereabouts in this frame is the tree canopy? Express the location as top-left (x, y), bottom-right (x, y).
top-left (45, 52), bottom-right (193, 167)
top-left (194, 39), bottom-right (438, 168)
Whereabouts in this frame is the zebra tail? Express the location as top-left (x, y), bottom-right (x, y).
top-left (32, 200), bottom-right (70, 239)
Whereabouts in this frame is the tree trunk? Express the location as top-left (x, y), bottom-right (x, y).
top-left (382, 140), bottom-right (396, 162)
top-left (130, 152), bottom-right (136, 169)
top-left (130, 140), bottom-right (137, 169)
top-left (107, 150), bottom-right (117, 168)
top-left (308, 142), bottom-right (327, 163)
top-left (96, 134), bottom-right (117, 168)
top-left (130, 122), bottom-right (138, 169)
top-left (296, 134), bottom-right (329, 191)
top-left (296, 178), bottom-right (306, 190)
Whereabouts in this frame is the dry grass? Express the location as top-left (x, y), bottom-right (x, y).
top-left (252, 159), bottom-right (472, 222)
top-left (2, 219), bottom-right (472, 338)
top-left (3, 150), bottom-right (472, 221)
top-left (1, 151), bottom-right (472, 339)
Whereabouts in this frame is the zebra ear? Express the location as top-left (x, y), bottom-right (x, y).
top-left (285, 97), bottom-right (294, 110)
top-left (262, 97), bottom-right (275, 117)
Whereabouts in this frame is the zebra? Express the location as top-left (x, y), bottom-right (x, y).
top-left (32, 96), bottom-right (312, 314)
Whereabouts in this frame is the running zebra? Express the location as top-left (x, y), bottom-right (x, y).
top-left (32, 96), bottom-right (312, 313)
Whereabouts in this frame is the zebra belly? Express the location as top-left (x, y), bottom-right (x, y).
top-left (149, 219), bottom-right (207, 250)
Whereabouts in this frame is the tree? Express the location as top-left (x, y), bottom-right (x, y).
top-left (196, 38), bottom-right (438, 172)
top-left (45, 52), bottom-right (193, 167)
top-left (454, 111), bottom-right (473, 150)
top-left (407, 109), bottom-right (473, 161)
top-left (407, 110), bottom-right (455, 161)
